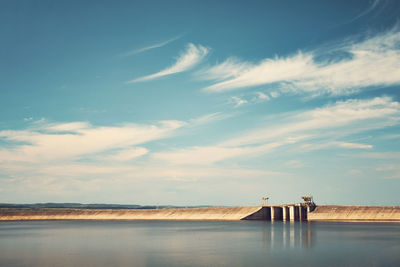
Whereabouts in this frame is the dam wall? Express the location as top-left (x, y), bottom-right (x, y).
top-left (2, 205), bottom-right (400, 222)
top-left (308, 205), bottom-right (400, 222)
top-left (242, 206), bottom-right (270, 220)
top-left (0, 206), bottom-right (262, 221)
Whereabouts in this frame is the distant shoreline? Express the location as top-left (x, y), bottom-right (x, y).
top-left (0, 203), bottom-right (214, 210)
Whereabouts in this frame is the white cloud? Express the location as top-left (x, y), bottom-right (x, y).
top-left (154, 97), bottom-right (399, 165)
top-left (45, 122), bottom-right (91, 132)
top-left (120, 35), bottom-right (182, 56)
top-left (128, 43), bottom-right (208, 83)
top-left (270, 91), bottom-right (279, 98)
top-left (153, 146), bottom-right (250, 165)
top-left (0, 120), bottom-right (184, 163)
top-left (230, 96), bottom-right (248, 107)
top-left (201, 29), bottom-right (400, 96)
top-left (0, 111), bottom-right (244, 190)
top-left (203, 52), bottom-right (313, 92)
top-left (1, 97), bottom-right (399, 202)
top-left (223, 97), bottom-right (400, 147)
top-left (2, 97), bottom-right (396, 171)
top-left (336, 142), bottom-right (373, 149)
top-left (100, 147), bottom-right (149, 161)
top-left (152, 137), bottom-right (302, 165)
top-left (299, 141), bottom-right (373, 152)
top-left (189, 112), bottom-right (232, 125)
top-left (0, 161), bottom-right (285, 198)
top-left (254, 92), bottom-right (270, 101)
top-left (196, 57), bottom-right (251, 81)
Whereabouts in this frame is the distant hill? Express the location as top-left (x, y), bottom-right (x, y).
top-left (0, 203), bottom-right (213, 210)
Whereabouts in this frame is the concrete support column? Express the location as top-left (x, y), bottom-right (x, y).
top-left (271, 207), bottom-right (283, 221)
top-left (299, 206), bottom-right (305, 221)
top-left (282, 206), bottom-right (289, 221)
top-left (301, 206), bottom-right (308, 221)
top-left (289, 205), bottom-right (299, 221)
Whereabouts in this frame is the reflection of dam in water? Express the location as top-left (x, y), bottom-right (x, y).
top-left (263, 222), bottom-right (314, 249)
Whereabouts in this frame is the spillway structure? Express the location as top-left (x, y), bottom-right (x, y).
top-left (244, 204), bottom-right (312, 222)
top-left (244, 195), bottom-right (316, 221)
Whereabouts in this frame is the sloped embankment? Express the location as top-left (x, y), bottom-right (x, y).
top-left (0, 206), bottom-right (263, 221)
top-left (308, 205), bottom-right (400, 222)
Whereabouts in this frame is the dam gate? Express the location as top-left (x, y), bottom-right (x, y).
top-left (244, 196), bottom-right (316, 221)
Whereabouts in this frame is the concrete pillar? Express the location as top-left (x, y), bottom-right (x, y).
top-left (299, 206), bottom-right (304, 221)
top-left (289, 206), bottom-right (295, 221)
top-left (298, 206), bottom-right (308, 221)
top-left (282, 206), bottom-right (289, 221)
top-left (289, 205), bottom-right (299, 221)
top-left (271, 206), bottom-right (283, 221)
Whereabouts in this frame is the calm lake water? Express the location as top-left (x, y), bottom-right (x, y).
top-left (1, 220), bottom-right (399, 267)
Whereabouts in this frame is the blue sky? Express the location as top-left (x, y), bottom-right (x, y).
top-left (1, 0), bottom-right (400, 206)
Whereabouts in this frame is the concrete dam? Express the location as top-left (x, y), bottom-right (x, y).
top-left (0, 206), bottom-right (262, 221)
top-left (1, 204), bottom-right (400, 222)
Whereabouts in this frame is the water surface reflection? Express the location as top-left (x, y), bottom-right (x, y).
top-left (1, 220), bottom-right (399, 267)
top-left (263, 222), bottom-right (314, 249)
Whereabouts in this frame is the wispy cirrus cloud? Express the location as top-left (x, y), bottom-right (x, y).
top-left (336, 142), bottom-right (373, 149)
top-left (152, 137), bottom-right (304, 165)
top-left (189, 112), bottom-right (233, 126)
top-left (0, 113), bottom-right (285, 201)
top-left (299, 141), bottom-right (374, 152)
top-left (253, 92), bottom-right (270, 102)
top-left (230, 96), bottom-right (248, 107)
top-left (1, 98), bottom-right (398, 201)
top-left (0, 112), bottom-right (235, 187)
top-left (196, 57), bottom-right (250, 81)
top-left (223, 96), bottom-right (399, 147)
top-left (200, 28), bottom-right (400, 96)
top-left (153, 97), bottom-right (399, 165)
top-left (98, 147), bottom-right (149, 162)
top-left (120, 35), bottom-right (182, 57)
top-left (2, 98), bottom-right (397, 170)
top-left (346, 0), bottom-right (381, 23)
top-left (128, 43), bottom-right (209, 83)
top-left (0, 120), bottom-right (185, 163)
